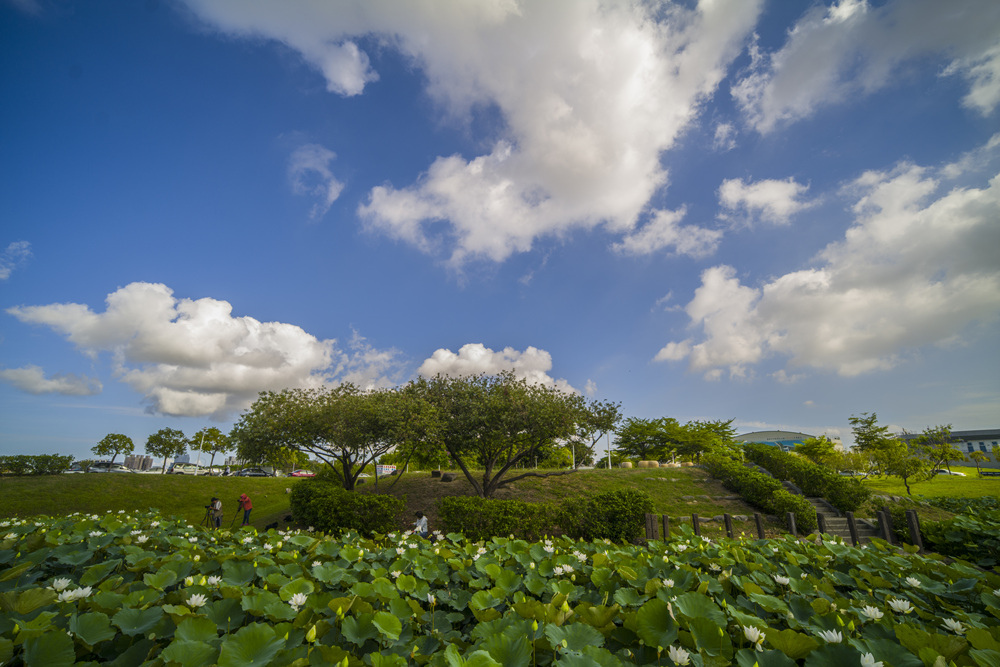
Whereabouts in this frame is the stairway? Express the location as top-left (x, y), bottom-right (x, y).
top-left (805, 497), bottom-right (881, 544)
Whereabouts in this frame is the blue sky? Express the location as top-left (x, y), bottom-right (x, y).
top-left (2, 0), bottom-right (998, 460)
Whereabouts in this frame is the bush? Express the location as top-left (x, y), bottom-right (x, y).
top-left (0, 454), bottom-right (74, 476)
top-left (560, 489), bottom-right (654, 543)
top-left (743, 443), bottom-right (870, 513)
top-left (702, 452), bottom-right (817, 532)
top-left (437, 496), bottom-right (559, 542)
top-left (922, 510), bottom-right (1000, 568)
top-left (290, 480), bottom-right (404, 536)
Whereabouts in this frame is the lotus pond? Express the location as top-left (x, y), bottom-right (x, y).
top-left (1, 511), bottom-right (999, 666)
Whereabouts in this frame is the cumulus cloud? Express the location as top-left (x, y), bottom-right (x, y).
top-left (418, 343), bottom-right (576, 393)
top-left (0, 365), bottom-right (102, 396)
top-left (0, 241), bottom-right (31, 280)
top-left (288, 143), bottom-right (345, 221)
top-left (733, 0), bottom-right (1000, 132)
top-left (713, 122), bottom-right (737, 151)
top-left (658, 139), bottom-right (1000, 378)
top-left (717, 177), bottom-right (814, 226)
top-left (612, 208), bottom-right (722, 258)
top-left (180, 0), bottom-right (763, 266)
top-left (7, 282), bottom-right (403, 417)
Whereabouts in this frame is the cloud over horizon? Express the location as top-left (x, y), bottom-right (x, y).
top-left (418, 342), bottom-right (576, 393)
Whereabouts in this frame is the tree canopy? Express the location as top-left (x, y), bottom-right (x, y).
top-left (191, 427), bottom-right (231, 469)
top-left (92, 433), bottom-right (134, 466)
top-left (144, 428), bottom-right (188, 473)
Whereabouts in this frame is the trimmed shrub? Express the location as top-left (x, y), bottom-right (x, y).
top-left (0, 454), bottom-right (74, 476)
top-left (560, 489), bottom-right (654, 543)
top-left (437, 496), bottom-right (559, 542)
top-left (743, 443), bottom-right (870, 513)
top-left (290, 480), bottom-right (404, 536)
top-left (702, 452), bottom-right (817, 532)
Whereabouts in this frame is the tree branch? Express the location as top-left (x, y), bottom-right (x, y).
top-left (497, 468), bottom-right (578, 487)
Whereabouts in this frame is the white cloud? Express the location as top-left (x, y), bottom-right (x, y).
top-left (584, 379), bottom-right (597, 396)
top-left (180, 0), bottom-right (763, 266)
top-left (0, 365), bottom-right (102, 396)
top-left (612, 208), bottom-right (722, 258)
top-left (660, 142), bottom-right (1000, 377)
top-left (733, 0), bottom-right (1000, 132)
top-left (713, 122), bottom-right (737, 151)
top-left (7, 282), bottom-right (403, 417)
top-left (718, 177), bottom-right (813, 226)
top-left (0, 241), bottom-right (31, 280)
top-left (288, 143), bottom-right (344, 221)
top-left (417, 343), bottom-right (576, 393)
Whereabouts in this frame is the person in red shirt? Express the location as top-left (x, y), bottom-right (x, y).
top-left (238, 493), bottom-right (253, 526)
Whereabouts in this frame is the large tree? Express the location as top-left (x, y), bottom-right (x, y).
top-left (913, 424), bottom-right (965, 474)
top-left (231, 384), bottom-right (419, 491)
top-left (191, 427), bottom-right (231, 469)
top-left (614, 417), bottom-right (672, 461)
top-left (145, 428), bottom-right (188, 473)
top-left (408, 372), bottom-right (581, 498)
top-left (567, 399), bottom-right (622, 469)
top-left (92, 433), bottom-right (134, 466)
top-left (849, 412), bottom-right (897, 477)
top-left (795, 436), bottom-right (840, 467)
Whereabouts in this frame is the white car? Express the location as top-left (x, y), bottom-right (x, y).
top-left (88, 462), bottom-right (133, 473)
top-left (931, 469), bottom-right (966, 476)
top-left (170, 463), bottom-right (207, 475)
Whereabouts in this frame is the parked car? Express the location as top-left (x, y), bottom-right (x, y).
top-left (234, 467), bottom-right (273, 477)
top-left (88, 462), bottom-right (133, 473)
top-left (65, 464), bottom-right (86, 474)
top-left (169, 463), bottom-right (207, 475)
top-left (290, 469), bottom-right (315, 477)
top-left (931, 469), bottom-right (966, 476)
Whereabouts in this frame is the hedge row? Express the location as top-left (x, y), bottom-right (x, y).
top-left (438, 489), bottom-right (654, 543)
top-left (289, 480), bottom-right (405, 536)
top-left (742, 443), bottom-right (870, 512)
top-left (0, 454), bottom-right (74, 476)
top-left (702, 452), bottom-right (818, 532)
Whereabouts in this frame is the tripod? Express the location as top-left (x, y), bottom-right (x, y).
top-left (201, 507), bottom-right (213, 528)
top-left (229, 504), bottom-right (239, 529)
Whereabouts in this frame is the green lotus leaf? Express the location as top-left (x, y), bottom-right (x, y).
top-left (470, 590), bottom-right (502, 610)
top-left (373, 610), bottom-right (403, 641)
top-left (371, 653), bottom-right (408, 666)
top-left (577, 602), bottom-right (620, 629)
top-left (895, 624), bottom-right (967, 662)
top-left (545, 622), bottom-right (605, 652)
top-left (68, 611), bottom-right (116, 646)
top-left (968, 627), bottom-right (1000, 652)
top-left (342, 613), bottom-right (378, 646)
top-left (687, 616), bottom-right (732, 658)
top-left (23, 628), bottom-right (75, 667)
top-left (112, 605), bottom-right (164, 636)
top-left (52, 545), bottom-right (94, 566)
top-left (444, 643), bottom-right (502, 667)
top-left (612, 587), bottom-right (645, 607)
top-left (0, 561), bottom-right (32, 582)
top-left (160, 639), bottom-right (218, 667)
top-left (673, 591), bottom-right (727, 627)
top-left (143, 568), bottom-right (178, 590)
top-left (1, 588), bottom-right (55, 614)
top-left (590, 567), bottom-right (613, 587)
top-left (735, 647), bottom-right (797, 667)
top-left (800, 643), bottom-right (864, 667)
top-left (765, 628), bottom-right (819, 660)
top-left (217, 622), bottom-right (285, 667)
top-left (175, 615), bottom-right (220, 642)
top-left (279, 577), bottom-right (315, 601)
top-left (524, 573), bottom-right (547, 596)
top-left (395, 573), bottom-right (417, 593)
top-left (748, 592), bottom-right (789, 615)
top-left (481, 633), bottom-right (531, 666)
top-left (204, 597), bottom-right (246, 630)
top-left (0, 638), bottom-right (12, 666)
top-left (222, 560), bottom-right (256, 586)
top-left (372, 577), bottom-right (399, 600)
top-left (265, 572), bottom-right (290, 590)
top-left (635, 598), bottom-right (678, 648)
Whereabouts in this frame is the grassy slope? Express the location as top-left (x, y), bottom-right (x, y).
top-left (1, 466), bottom-right (987, 536)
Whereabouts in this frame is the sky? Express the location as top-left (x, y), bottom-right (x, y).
top-left (2, 0), bottom-right (999, 461)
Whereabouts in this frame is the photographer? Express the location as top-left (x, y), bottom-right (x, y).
top-left (238, 493), bottom-right (253, 526)
top-left (208, 496), bottom-right (223, 528)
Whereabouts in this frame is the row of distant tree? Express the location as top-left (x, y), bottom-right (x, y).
top-left (91, 427), bottom-right (234, 473)
top-left (796, 413), bottom-right (999, 494)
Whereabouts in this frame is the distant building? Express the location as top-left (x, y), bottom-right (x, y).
top-left (896, 428), bottom-right (999, 469)
top-left (123, 454), bottom-right (153, 470)
top-left (734, 430), bottom-right (815, 452)
top-left (174, 454), bottom-right (191, 464)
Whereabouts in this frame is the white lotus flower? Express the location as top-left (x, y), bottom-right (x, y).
top-left (130, 530), bottom-right (142, 535)
top-left (57, 590), bottom-right (76, 603)
top-left (88, 531), bottom-right (102, 537)
top-left (391, 570), bottom-right (401, 578)
top-left (289, 592), bottom-right (308, 611)
top-left (942, 618), bottom-right (966, 634)
top-left (188, 537), bottom-right (198, 543)
top-left (888, 599), bottom-right (913, 614)
top-left (553, 565), bottom-right (565, 576)
top-left (543, 545), bottom-right (555, 554)
top-left (312, 561), bottom-right (322, 568)
top-left (800, 573), bottom-right (808, 579)
top-left (262, 543), bottom-right (273, 550)
top-left (675, 544), bottom-right (688, 553)
top-left (709, 563), bottom-right (721, 572)
top-left (151, 521), bottom-right (160, 528)
top-left (427, 593), bottom-right (435, 605)
top-left (206, 576), bottom-right (222, 586)
top-left (136, 535), bottom-right (148, 544)
top-left (860, 605), bottom-right (884, 620)
top-left (743, 625), bottom-right (765, 647)
top-left (187, 593), bottom-right (207, 608)
top-left (816, 629), bottom-right (842, 643)
top-left (905, 576), bottom-right (921, 588)
top-left (860, 653), bottom-right (883, 667)
top-left (668, 645), bottom-right (690, 665)
top-left (574, 551), bottom-right (587, 562)
top-left (773, 575), bottom-right (789, 585)
top-left (241, 537), bottom-right (253, 544)
top-left (50, 577), bottom-right (72, 592)
top-left (663, 578), bottom-right (675, 588)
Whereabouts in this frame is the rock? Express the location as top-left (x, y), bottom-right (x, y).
top-left (431, 470), bottom-right (441, 478)
top-left (441, 473), bottom-right (456, 482)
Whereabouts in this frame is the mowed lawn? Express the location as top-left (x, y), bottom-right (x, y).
top-left (862, 473), bottom-right (1000, 498)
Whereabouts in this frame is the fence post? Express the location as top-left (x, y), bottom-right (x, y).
top-left (753, 513), bottom-right (765, 539)
top-left (905, 509), bottom-right (924, 553)
top-left (645, 513), bottom-right (657, 540)
top-left (786, 512), bottom-right (797, 537)
top-left (816, 512), bottom-right (827, 535)
top-left (724, 514), bottom-right (734, 538)
top-left (876, 510), bottom-right (893, 543)
top-left (881, 507), bottom-right (897, 545)
top-left (846, 511), bottom-right (860, 547)
top-left (661, 515), bottom-right (670, 541)
top-left (691, 513), bottom-right (701, 536)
